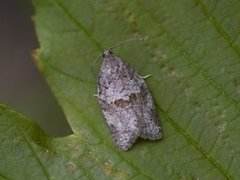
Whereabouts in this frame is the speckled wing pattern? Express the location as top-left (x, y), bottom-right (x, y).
top-left (98, 50), bottom-right (162, 151)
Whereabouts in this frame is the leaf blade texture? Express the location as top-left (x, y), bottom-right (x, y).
top-left (1, 0), bottom-right (240, 179)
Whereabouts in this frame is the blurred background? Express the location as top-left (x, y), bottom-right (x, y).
top-left (0, 0), bottom-right (72, 136)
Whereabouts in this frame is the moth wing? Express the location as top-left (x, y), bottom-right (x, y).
top-left (136, 75), bottom-right (163, 140)
top-left (122, 63), bottom-right (162, 140)
top-left (99, 99), bottom-right (142, 151)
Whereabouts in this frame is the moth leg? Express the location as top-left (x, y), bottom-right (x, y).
top-left (141, 74), bottom-right (151, 79)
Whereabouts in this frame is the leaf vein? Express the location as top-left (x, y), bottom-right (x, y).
top-left (21, 133), bottom-right (50, 180)
top-left (193, 0), bottom-right (240, 58)
top-left (134, 1), bottom-right (240, 115)
top-left (158, 107), bottom-right (233, 179)
top-left (52, 85), bottom-right (154, 179)
top-left (53, 0), bottom-right (102, 51)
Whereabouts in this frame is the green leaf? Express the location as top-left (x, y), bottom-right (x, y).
top-left (1, 0), bottom-right (240, 179)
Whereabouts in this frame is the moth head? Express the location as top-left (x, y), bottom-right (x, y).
top-left (91, 38), bottom-right (143, 74)
top-left (102, 50), bottom-right (114, 58)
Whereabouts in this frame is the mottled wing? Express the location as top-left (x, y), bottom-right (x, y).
top-left (136, 76), bottom-right (162, 140)
top-left (98, 99), bottom-right (142, 151)
top-left (98, 51), bottom-right (143, 151)
top-left (120, 60), bottom-right (162, 140)
top-left (98, 50), bottom-right (162, 151)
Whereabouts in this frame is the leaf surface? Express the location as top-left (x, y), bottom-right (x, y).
top-left (2, 0), bottom-right (240, 179)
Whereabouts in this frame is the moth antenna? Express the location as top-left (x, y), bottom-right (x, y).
top-left (91, 37), bottom-right (144, 74)
top-left (109, 37), bottom-right (144, 51)
top-left (91, 53), bottom-right (102, 74)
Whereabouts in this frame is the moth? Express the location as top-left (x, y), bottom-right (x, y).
top-left (97, 39), bottom-right (162, 151)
